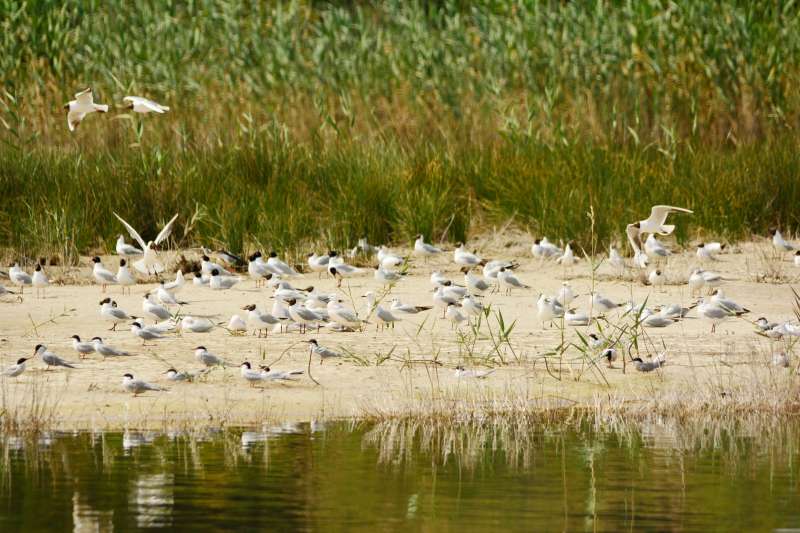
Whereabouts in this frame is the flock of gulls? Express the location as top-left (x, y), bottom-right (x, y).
top-left (1, 89), bottom-right (798, 395)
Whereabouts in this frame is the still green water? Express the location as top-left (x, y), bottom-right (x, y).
top-left (1, 420), bottom-right (798, 531)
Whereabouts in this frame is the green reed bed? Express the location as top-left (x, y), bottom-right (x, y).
top-left (1, 137), bottom-right (799, 263)
top-left (2, 1), bottom-right (800, 260)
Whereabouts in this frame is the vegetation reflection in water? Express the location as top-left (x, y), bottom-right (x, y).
top-left (1, 417), bottom-right (799, 531)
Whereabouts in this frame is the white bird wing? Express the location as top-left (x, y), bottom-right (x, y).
top-left (625, 223), bottom-right (642, 253)
top-left (75, 88), bottom-right (93, 105)
top-left (114, 213), bottom-right (147, 250)
top-left (125, 96), bottom-right (168, 113)
top-left (646, 205), bottom-right (693, 227)
top-left (154, 213), bottom-right (179, 245)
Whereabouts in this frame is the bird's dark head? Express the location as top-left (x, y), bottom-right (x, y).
top-left (329, 267), bottom-right (338, 275)
top-left (194, 272), bottom-right (203, 278)
top-left (307, 339), bottom-right (318, 345)
top-left (195, 346), bottom-right (206, 351)
top-left (92, 257), bottom-right (101, 263)
top-left (91, 337), bottom-right (102, 342)
top-left (70, 335), bottom-right (81, 341)
top-left (16, 357), bottom-right (27, 365)
top-left (33, 344), bottom-right (44, 353)
top-left (123, 373), bottom-right (134, 379)
top-left (99, 297), bottom-right (111, 305)
top-left (165, 368), bottom-right (177, 374)
top-left (241, 361), bottom-right (251, 369)
top-left (211, 269), bottom-right (219, 276)
top-left (698, 243), bottom-right (705, 248)
top-left (202, 255), bottom-right (210, 261)
top-left (34, 264), bottom-right (42, 272)
top-left (269, 251), bottom-right (277, 258)
top-left (242, 304), bottom-right (256, 311)
top-left (631, 357), bottom-right (644, 363)
top-left (120, 258), bottom-right (127, 266)
top-left (131, 321), bottom-right (142, 328)
top-left (329, 251), bottom-right (338, 257)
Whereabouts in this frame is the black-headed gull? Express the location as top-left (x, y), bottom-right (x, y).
top-left (64, 88), bottom-right (108, 131)
top-left (113, 212), bottom-right (179, 275)
top-left (626, 205), bottom-right (691, 265)
top-left (123, 96), bottom-right (169, 114)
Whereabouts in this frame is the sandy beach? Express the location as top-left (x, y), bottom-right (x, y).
top-left (1, 238), bottom-right (798, 430)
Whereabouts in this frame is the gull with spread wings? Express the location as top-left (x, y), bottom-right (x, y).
top-left (113, 212), bottom-right (179, 276)
top-left (626, 205), bottom-right (692, 268)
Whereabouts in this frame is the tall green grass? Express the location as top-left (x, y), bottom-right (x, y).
top-left (1, 1), bottom-right (800, 260)
top-left (1, 137), bottom-right (798, 261)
